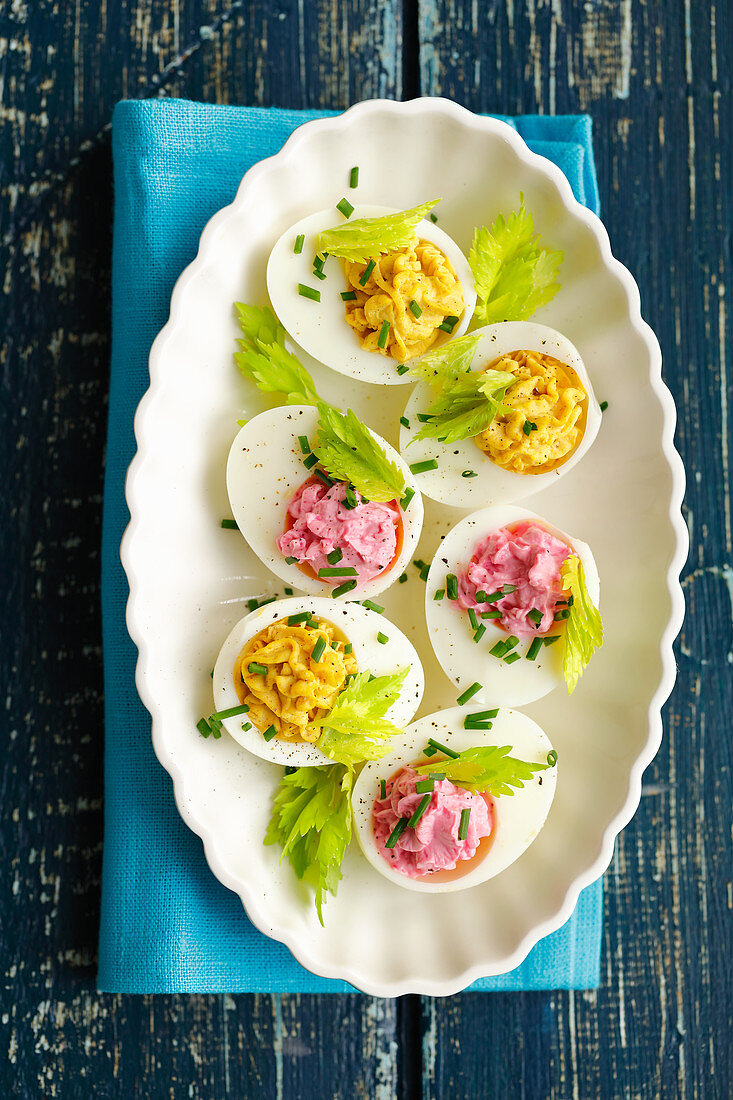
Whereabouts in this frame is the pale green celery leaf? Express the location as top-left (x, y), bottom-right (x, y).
top-left (313, 403), bottom-right (405, 502)
top-left (316, 199), bottom-right (440, 263)
top-left (560, 555), bottom-right (603, 694)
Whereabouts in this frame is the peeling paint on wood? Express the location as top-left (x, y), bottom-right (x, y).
top-left (1, 0), bottom-right (730, 1097)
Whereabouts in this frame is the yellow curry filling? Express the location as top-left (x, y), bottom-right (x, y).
top-left (342, 240), bottom-right (464, 363)
top-left (474, 350), bottom-right (587, 474)
top-left (234, 617), bottom-right (358, 743)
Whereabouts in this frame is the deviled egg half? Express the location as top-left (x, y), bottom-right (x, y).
top-left (227, 404), bottom-right (423, 599)
top-left (426, 504), bottom-right (601, 706)
top-left (267, 203), bottom-right (477, 386)
top-left (212, 596), bottom-right (424, 767)
top-left (400, 321), bottom-right (602, 507)
top-left (352, 707), bottom-right (557, 893)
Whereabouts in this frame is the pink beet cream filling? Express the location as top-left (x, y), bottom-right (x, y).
top-left (277, 478), bottom-right (401, 585)
top-left (373, 766), bottom-right (493, 878)
top-left (456, 520), bottom-right (572, 638)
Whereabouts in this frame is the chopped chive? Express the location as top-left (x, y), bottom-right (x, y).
top-left (298, 434), bottom-right (311, 455)
top-left (284, 587), bottom-right (293, 595)
top-left (396, 364), bottom-right (410, 375)
top-left (248, 662), bottom-right (268, 675)
top-left (379, 779), bottom-right (387, 800)
top-left (386, 817), bottom-right (408, 848)
top-left (311, 636), bottom-right (326, 663)
top-left (298, 283), bottom-right (321, 302)
top-left (318, 566), bottom-right (357, 577)
top-left (312, 267), bottom-right (327, 281)
top-left (401, 487), bottom-right (415, 509)
top-left (241, 722), bottom-right (252, 732)
top-left (502, 584), bottom-right (517, 594)
top-left (359, 259), bottom-right (376, 285)
top-left (503, 635), bottom-right (519, 651)
top-left (504, 652), bottom-right (521, 664)
top-left (482, 589), bottom-right (504, 603)
top-left (475, 591), bottom-right (487, 602)
top-left (473, 625), bottom-right (486, 643)
top-left (263, 725), bottom-right (277, 742)
top-left (341, 290), bottom-right (357, 301)
top-left (400, 415), bottom-right (410, 428)
top-left (458, 808), bottom-right (471, 841)
top-left (326, 548), bottom-right (343, 565)
top-left (463, 720), bottom-right (492, 731)
top-left (468, 607), bottom-right (479, 631)
top-left (554, 609), bottom-right (570, 621)
top-left (313, 253), bottom-right (326, 271)
top-left (284, 556), bottom-right (299, 565)
top-left (350, 166), bottom-right (359, 188)
top-left (377, 320), bottom-right (390, 349)
top-left (211, 703), bottom-right (250, 721)
top-left (399, 573), bottom-right (408, 584)
top-left (303, 452), bottom-right (318, 469)
top-left (258, 595), bottom-right (277, 608)
top-left (429, 773), bottom-right (446, 782)
top-left (208, 716), bottom-right (222, 739)
top-left (287, 613), bottom-right (312, 625)
top-left (490, 640), bottom-right (508, 658)
top-left (344, 643), bottom-right (353, 654)
top-left (427, 737), bottom-right (460, 759)
top-left (481, 610), bottom-right (502, 619)
top-left (314, 469), bottom-right (334, 489)
top-left (293, 233), bottom-right (305, 254)
top-left (337, 197), bottom-right (354, 218)
top-left (526, 637), bottom-right (543, 661)
top-left (416, 412), bottom-right (433, 423)
top-left (408, 794), bottom-right (432, 829)
top-left (446, 574), bottom-right (458, 601)
top-left (438, 315), bottom-right (459, 333)
top-left (429, 212), bottom-right (438, 223)
top-left (332, 580), bottom-right (357, 597)
top-left (415, 779), bottom-right (435, 794)
top-left (600, 400), bottom-right (609, 412)
top-left (362, 599), bottom-right (384, 613)
top-left (462, 470), bottom-right (477, 478)
top-left (197, 718), bottom-right (213, 739)
top-left (434, 588), bottom-right (445, 601)
top-left (547, 750), bottom-right (558, 767)
top-left (220, 518), bottom-right (239, 530)
top-left (409, 299), bottom-right (422, 318)
top-left (527, 608), bottom-right (543, 626)
top-left (523, 420), bottom-right (538, 436)
top-left (344, 487), bottom-right (358, 509)
top-left (470, 709), bottom-right (499, 721)
top-left (377, 632), bottom-right (388, 645)
top-left (543, 635), bottom-right (561, 646)
top-left (410, 458), bottom-right (439, 475)
top-left (423, 746), bottom-right (438, 757)
top-left (247, 598), bottom-right (260, 611)
top-left (456, 683), bottom-right (482, 706)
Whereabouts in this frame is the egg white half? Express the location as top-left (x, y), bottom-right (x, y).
top-left (227, 404), bottom-right (423, 598)
top-left (213, 596), bottom-right (425, 767)
top-left (425, 504), bottom-right (600, 707)
top-left (352, 707), bottom-right (557, 893)
top-left (267, 205), bottom-right (477, 386)
top-left (399, 321), bottom-right (602, 507)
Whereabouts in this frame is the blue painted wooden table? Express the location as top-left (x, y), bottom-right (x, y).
top-left (1, 2), bottom-right (730, 1096)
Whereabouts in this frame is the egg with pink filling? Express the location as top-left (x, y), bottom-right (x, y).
top-left (425, 504), bottom-right (600, 706)
top-left (227, 404), bottom-right (423, 599)
top-left (352, 707), bottom-right (557, 892)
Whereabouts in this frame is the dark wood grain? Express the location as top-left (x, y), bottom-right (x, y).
top-left (1, 0), bottom-right (730, 1097)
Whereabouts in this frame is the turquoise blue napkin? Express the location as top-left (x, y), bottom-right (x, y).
top-left (99, 100), bottom-right (603, 993)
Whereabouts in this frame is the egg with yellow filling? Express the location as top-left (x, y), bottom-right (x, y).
top-left (425, 504), bottom-right (600, 706)
top-left (227, 404), bottom-right (423, 599)
top-left (212, 597), bottom-right (425, 766)
top-left (352, 708), bottom-right (557, 893)
top-left (267, 205), bottom-right (477, 386)
top-left (399, 322), bottom-right (602, 507)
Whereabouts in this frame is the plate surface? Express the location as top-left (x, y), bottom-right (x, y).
top-left (122, 98), bottom-right (687, 996)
